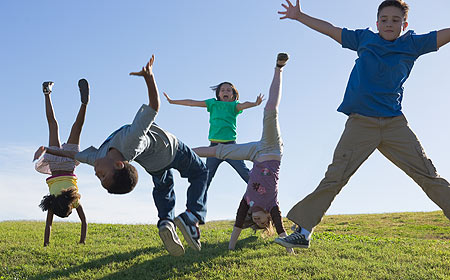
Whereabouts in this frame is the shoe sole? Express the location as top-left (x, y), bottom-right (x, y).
top-left (78, 79), bottom-right (89, 104)
top-left (274, 238), bottom-right (309, 249)
top-left (159, 226), bottom-right (185, 256)
top-left (175, 216), bottom-right (201, 251)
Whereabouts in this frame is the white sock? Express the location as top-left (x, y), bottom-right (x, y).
top-left (300, 227), bottom-right (311, 240)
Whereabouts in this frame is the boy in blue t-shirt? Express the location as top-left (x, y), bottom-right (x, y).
top-left (275, 0), bottom-right (450, 249)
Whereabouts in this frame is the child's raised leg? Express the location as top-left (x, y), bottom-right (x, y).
top-left (265, 53), bottom-right (288, 111)
top-left (42, 81), bottom-right (61, 148)
top-left (67, 79), bottom-right (89, 145)
top-left (254, 53), bottom-right (289, 162)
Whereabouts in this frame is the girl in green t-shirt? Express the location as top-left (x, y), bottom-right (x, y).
top-left (163, 83), bottom-right (263, 190)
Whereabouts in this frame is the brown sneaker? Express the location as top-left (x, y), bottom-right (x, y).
top-left (78, 79), bottom-right (90, 104)
top-left (276, 53), bottom-right (289, 68)
top-left (42, 81), bottom-right (54, 95)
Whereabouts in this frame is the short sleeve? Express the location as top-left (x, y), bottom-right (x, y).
top-left (234, 101), bottom-right (243, 116)
top-left (342, 28), bottom-right (368, 51)
top-left (74, 146), bottom-right (98, 166)
top-left (411, 31), bottom-right (438, 56)
top-left (205, 98), bottom-right (215, 113)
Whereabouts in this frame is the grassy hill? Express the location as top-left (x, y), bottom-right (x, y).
top-left (1, 211), bottom-right (449, 279)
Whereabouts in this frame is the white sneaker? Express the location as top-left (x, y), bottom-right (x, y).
top-left (158, 220), bottom-right (185, 256)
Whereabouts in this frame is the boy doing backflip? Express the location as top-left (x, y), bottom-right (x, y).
top-left (275, 0), bottom-right (450, 249)
top-left (34, 55), bottom-right (209, 256)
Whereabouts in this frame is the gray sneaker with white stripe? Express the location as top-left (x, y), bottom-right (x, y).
top-left (175, 211), bottom-right (201, 251)
top-left (274, 227), bottom-right (310, 248)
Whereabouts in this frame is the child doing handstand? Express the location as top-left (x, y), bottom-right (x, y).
top-left (34, 79), bottom-right (89, 246)
top-left (193, 53), bottom-right (293, 253)
top-left (163, 82), bottom-right (263, 194)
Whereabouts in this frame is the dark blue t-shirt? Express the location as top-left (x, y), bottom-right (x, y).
top-left (338, 28), bottom-right (437, 117)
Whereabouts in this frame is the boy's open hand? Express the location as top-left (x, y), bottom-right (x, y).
top-left (279, 0), bottom-right (301, 20)
top-left (130, 54), bottom-right (155, 77)
top-left (33, 146), bottom-right (46, 162)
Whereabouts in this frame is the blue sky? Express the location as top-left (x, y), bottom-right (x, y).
top-left (1, 0), bottom-right (449, 224)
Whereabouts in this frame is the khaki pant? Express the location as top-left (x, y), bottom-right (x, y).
top-left (215, 109), bottom-right (283, 162)
top-left (287, 113), bottom-right (450, 232)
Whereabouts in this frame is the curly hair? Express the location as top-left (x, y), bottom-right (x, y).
top-left (107, 162), bottom-right (138, 194)
top-left (210, 82), bottom-right (239, 101)
top-left (39, 188), bottom-right (80, 218)
top-left (377, 0), bottom-right (409, 21)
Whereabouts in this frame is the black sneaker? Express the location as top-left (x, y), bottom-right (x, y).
top-left (158, 220), bottom-right (185, 256)
top-left (175, 212), bottom-right (201, 251)
top-left (276, 53), bottom-right (289, 68)
top-left (42, 81), bottom-right (54, 95)
top-left (78, 78), bottom-right (90, 104)
top-left (274, 228), bottom-right (310, 248)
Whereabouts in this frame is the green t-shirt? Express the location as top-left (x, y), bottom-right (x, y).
top-left (205, 98), bottom-right (242, 142)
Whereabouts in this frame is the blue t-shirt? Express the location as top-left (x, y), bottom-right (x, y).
top-left (338, 28), bottom-right (437, 117)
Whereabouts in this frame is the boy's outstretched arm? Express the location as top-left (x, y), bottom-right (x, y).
top-left (163, 92), bottom-right (207, 107)
top-left (279, 0), bottom-right (342, 44)
top-left (236, 93), bottom-right (264, 111)
top-left (437, 28), bottom-right (450, 49)
top-left (130, 55), bottom-right (160, 112)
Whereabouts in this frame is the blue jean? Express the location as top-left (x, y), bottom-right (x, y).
top-left (206, 141), bottom-right (250, 187)
top-left (151, 140), bottom-right (209, 226)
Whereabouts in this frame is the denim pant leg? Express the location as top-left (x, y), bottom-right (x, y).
top-left (206, 141), bottom-right (249, 186)
top-left (171, 140), bottom-right (209, 224)
top-left (206, 156), bottom-right (223, 187)
top-left (226, 159), bottom-right (250, 183)
top-left (151, 168), bottom-right (176, 226)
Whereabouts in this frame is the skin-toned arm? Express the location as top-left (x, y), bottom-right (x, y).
top-left (228, 226), bottom-right (243, 250)
top-left (43, 210), bottom-right (54, 246)
top-left (437, 28), bottom-right (450, 49)
top-left (163, 92), bottom-right (207, 107)
top-left (278, 0), bottom-right (343, 44)
top-left (33, 146), bottom-right (76, 161)
top-left (236, 94), bottom-right (264, 111)
top-left (130, 55), bottom-right (160, 112)
top-left (76, 205), bottom-right (87, 244)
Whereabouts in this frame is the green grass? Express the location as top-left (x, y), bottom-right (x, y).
top-left (1, 211), bottom-right (450, 279)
